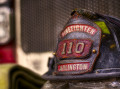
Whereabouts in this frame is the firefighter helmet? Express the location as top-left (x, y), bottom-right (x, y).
top-left (42, 9), bottom-right (120, 81)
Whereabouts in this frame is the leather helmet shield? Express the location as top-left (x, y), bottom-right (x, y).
top-left (55, 18), bottom-right (102, 75)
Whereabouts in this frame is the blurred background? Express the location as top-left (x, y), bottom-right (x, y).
top-left (0, 0), bottom-right (120, 89)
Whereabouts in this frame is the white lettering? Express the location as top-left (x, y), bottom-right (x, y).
top-left (83, 64), bottom-right (88, 70)
top-left (90, 29), bottom-right (95, 35)
top-left (61, 43), bottom-right (66, 54)
top-left (70, 26), bottom-right (73, 32)
top-left (61, 25), bottom-right (97, 37)
top-left (67, 27), bottom-right (71, 33)
top-left (79, 25), bottom-right (84, 32)
top-left (75, 43), bottom-right (84, 53)
top-left (76, 25), bottom-right (80, 31)
top-left (87, 27), bottom-right (90, 33)
top-left (67, 42), bottom-right (73, 54)
top-left (84, 26), bottom-right (88, 32)
top-left (58, 63), bottom-right (89, 71)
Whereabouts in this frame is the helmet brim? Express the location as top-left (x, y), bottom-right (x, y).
top-left (42, 71), bottom-right (120, 81)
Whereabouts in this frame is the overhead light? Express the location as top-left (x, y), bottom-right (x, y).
top-left (0, 14), bottom-right (5, 23)
top-left (0, 7), bottom-right (11, 44)
top-left (0, 0), bottom-right (7, 4)
top-left (0, 27), bottom-right (6, 38)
